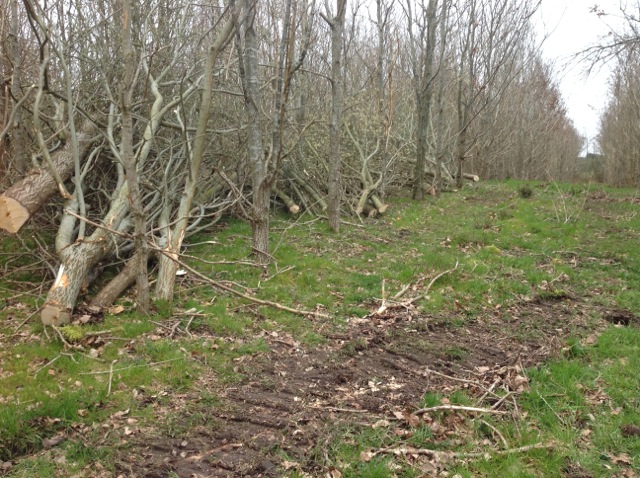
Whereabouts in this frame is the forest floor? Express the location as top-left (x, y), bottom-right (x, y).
top-left (1, 181), bottom-right (640, 477)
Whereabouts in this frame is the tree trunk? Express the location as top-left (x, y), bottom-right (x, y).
top-left (89, 256), bottom-right (139, 309)
top-left (155, 16), bottom-right (234, 300)
top-left (412, 0), bottom-right (439, 201)
top-left (8, 0), bottom-right (27, 176)
top-left (120, 0), bottom-right (149, 313)
top-left (41, 180), bottom-right (131, 325)
top-left (0, 122), bottom-right (95, 233)
top-left (325, 0), bottom-right (346, 232)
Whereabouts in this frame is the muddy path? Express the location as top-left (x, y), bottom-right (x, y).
top-left (116, 296), bottom-right (600, 477)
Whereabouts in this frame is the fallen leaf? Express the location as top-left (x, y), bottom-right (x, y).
top-left (359, 450), bottom-right (375, 462)
top-left (282, 461), bottom-right (299, 470)
top-left (372, 419), bottom-right (390, 429)
top-left (326, 467), bottom-right (343, 478)
top-left (42, 433), bottom-right (65, 449)
top-left (611, 453), bottom-right (632, 465)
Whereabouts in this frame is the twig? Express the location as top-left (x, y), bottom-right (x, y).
top-left (479, 418), bottom-right (509, 449)
top-left (13, 308), bottom-right (41, 332)
top-left (184, 316), bottom-right (195, 338)
top-left (405, 261), bottom-right (459, 306)
top-left (33, 352), bottom-right (78, 378)
top-left (149, 244), bottom-right (329, 319)
top-left (34, 354), bottom-right (62, 378)
top-left (50, 325), bottom-right (83, 350)
top-left (393, 283), bottom-right (412, 300)
top-left (491, 391), bottom-right (515, 411)
top-left (372, 441), bottom-right (554, 460)
top-left (413, 405), bottom-right (507, 416)
top-left (536, 389), bottom-right (567, 426)
top-left (263, 265), bottom-right (296, 282)
top-left (423, 367), bottom-right (501, 399)
top-left (315, 406), bottom-right (370, 414)
top-left (373, 262), bottom-right (459, 315)
top-left (79, 358), bottom-right (182, 375)
top-left (107, 360), bottom-right (117, 396)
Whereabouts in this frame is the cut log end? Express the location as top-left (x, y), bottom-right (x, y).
top-left (41, 304), bottom-right (73, 326)
top-left (289, 205), bottom-right (300, 215)
top-left (0, 196), bottom-right (30, 233)
top-left (377, 204), bottom-right (388, 214)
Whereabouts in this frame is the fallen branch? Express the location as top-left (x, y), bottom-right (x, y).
top-left (413, 405), bottom-right (507, 416)
top-left (372, 441), bottom-right (555, 460)
top-left (479, 419), bottom-right (509, 449)
top-left (149, 244), bottom-right (330, 319)
top-left (375, 262), bottom-right (459, 315)
top-left (79, 358), bottom-right (182, 375)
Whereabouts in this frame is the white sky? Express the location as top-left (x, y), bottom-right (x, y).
top-left (537, 0), bottom-right (626, 153)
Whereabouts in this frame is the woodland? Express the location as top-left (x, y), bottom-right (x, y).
top-left (0, 0), bottom-right (591, 321)
top-left (2, 1), bottom-right (640, 476)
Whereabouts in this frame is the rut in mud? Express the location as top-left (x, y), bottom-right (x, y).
top-left (115, 295), bottom-right (602, 477)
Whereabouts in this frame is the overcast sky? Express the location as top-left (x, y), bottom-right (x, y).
top-left (537, 0), bottom-right (627, 153)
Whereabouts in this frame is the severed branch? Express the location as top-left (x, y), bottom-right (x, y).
top-left (374, 261), bottom-right (459, 315)
top-left (148, 243), bottom-right (330, 319)
top-left (413, 405), bottom-right (507, 416)
top-left (370, 441), bottom-right (555, 460)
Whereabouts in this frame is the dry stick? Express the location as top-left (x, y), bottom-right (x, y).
top-left (478, 378), bottom-right (501, 403)
top-left (479, 418), bottom-right (509, 449)
top-left (491, 391), bottom-right (515, 411)
top-left (405, 261), bottom-right (459, 306)
top-left (149, 244), bottom-right (330, 319)
top-left (376, 262), bottom-right (459, 315)
top-left (413, 405), bottom-right (507, 416)
top-left (107, 360), bottom-right (117, 396)
top-left (184, 316), bottom-right (195, 338)
top-left (320, 407), bottom-right (369, 414)
top-left (423, 367), bottom-right (502, 400)
top-left (263, 265), bottom-right (296, 282)
top-left (80, 358), bottom-right (182, 375)
top-left (392, 283), bottom-right (412, 300)
top-left (33, 354), bottom-right (62, 378)
top-left (13, 307), bottom-right (42, 332)
top-left (51, 325), bottom-right (82, 350)
top-left (33, 352), bottom-right (78, 378)
top-left (373, 442), bottom-right (554, 460)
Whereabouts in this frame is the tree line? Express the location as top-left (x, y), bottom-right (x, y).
top-left (0, 0), bottom-right (582, 323)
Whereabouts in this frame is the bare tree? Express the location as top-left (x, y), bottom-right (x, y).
top-left (405, 0), bottom-right (439, 200)
top-left (322, 0), bottom-right (346, 232)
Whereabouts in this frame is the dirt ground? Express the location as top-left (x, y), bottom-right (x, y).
top-left (113, 295), bottom-right (607, 477)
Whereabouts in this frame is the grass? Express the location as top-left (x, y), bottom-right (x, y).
top-left (1, 180), bottom-right (640, 475)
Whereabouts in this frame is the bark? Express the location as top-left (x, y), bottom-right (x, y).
top-left (120, 0), bottom-right (149, 313)
top-left (8, 0), bottom-right (27, 176)
top-left (324, 0), bottom-right (347, 232)
top-left (244, 6), bottom-right (269, 263)
top-left (287, 169), bottom-right (328, 211)
top-left (0, 122), bottom-right (95, 233)
top-left (89, 257), bottom-right (139, 309)
top-left (273, 185), bottom-right (300, 214)
top-left (412, 0), bottom-right (439, 200)
top-left (155, 17), bottom-right (234, 300)
top-left (41, 186), bottom-right (131, 325)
